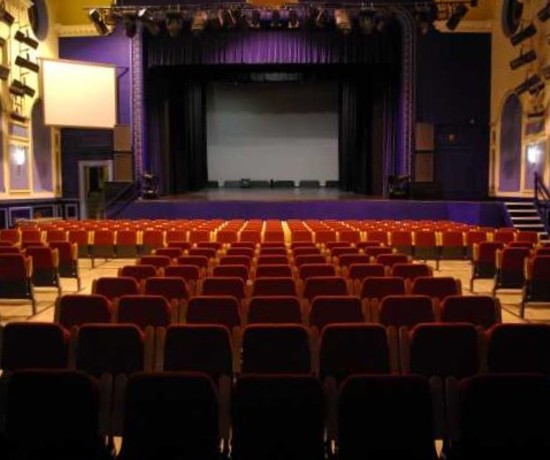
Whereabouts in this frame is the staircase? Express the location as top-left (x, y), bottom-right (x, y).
top-left (503, 201), bottom-right (549, 242)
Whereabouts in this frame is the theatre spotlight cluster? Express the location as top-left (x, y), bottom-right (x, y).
top-left (85, 1), bottom-right (478, 38)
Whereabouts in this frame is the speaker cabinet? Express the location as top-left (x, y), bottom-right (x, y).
top-left (415, 122), bottom-right (434, 151)
top-left (114, 153), bottom-right (134, 182)
top-left (114, 124), bottom-right (132, 152)
top-left (414, 152), bottom-right (434, 183)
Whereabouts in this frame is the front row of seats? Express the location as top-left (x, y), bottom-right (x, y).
top-left (2, 369), bottom-right (550, 460)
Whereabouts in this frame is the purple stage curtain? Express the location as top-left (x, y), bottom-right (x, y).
top-left (145, 29), bottom-right (400, 67)
top-left (144, 26), bottom-right (402, 195)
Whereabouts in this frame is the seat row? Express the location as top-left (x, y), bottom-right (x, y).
top-left (3, 368), bottom-right (549, 460)
top-left (2, 321), bottom-right (547, 386)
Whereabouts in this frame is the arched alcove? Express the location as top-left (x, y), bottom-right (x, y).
top-left (498, 93), bottom-right (522, 193)
top-left (31, 99), bottom-right (53, 192)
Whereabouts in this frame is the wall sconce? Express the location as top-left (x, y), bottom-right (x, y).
top-left (11, 146), bottom-right (26, 166)
top-left (527, 143), bottom-right (542, 164)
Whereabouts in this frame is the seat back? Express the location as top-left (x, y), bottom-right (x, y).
top-left (119, 264), bottom-right (158, 283)
top-left (299, 263), bottom-right (336, 281)
top-left (247, 296), bottom-right (302, 324)
top-left (411, 276), bottom-right (461, 301)
top-left (337, 375), bottom-right (437, 460)
top-left (201, 276), bottom-right (246, 300)
top-left (408, 323), bottom-right (480, 379)
top-left (251, 277), bottom-right (297, 296)
top-left (75, 324), bottom-right (145, 378)
top-left (241, 324), bottom-right (311, 374)
top-left (186, 295), bottom-right (241, 330)
top-left (143, 276), bottom-right (189, 302)
top-left (319, 324), bottom-right (391, 381)
top-left (1, 322), bottom-right (68, 371)
top-left (254, 264), bottom-right (293, 279)
top-left (117, 295), bottom-right (172, 330)
top-left (92, 276), bottom-right (139, 301)
top-left (486, 323), bottom-right (550, 374)
top-left (360, 276), bottom-right (406, 301)
top-left (309, 295), bottom-right (363, 330)
top-left (5, 370), bottom-right (104, 460)
top-left (232, 375), bottom-right (325, 460)
top-left (378, 295), bottom-right (435, 328)
top-left (303, 276), bottom-right (348, 301)
top-left (119, 372), bottom-right (220, 460)
top-left (441, 295), bottom-right (500, 329)
top-left (56, 294), bottom-right (112, 328)
top-left (391, 263), bottom-right (432, 281)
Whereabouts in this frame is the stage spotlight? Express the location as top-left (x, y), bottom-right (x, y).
top-left (14, 30), bottom-right (39, 49)
top-left (89, 9), bottom-right (110, 36)
top-left (510, 49), bottom-right (537, 70)
top-left (271, 9), bottom-right (283, 28)
top-left (138, 8), bottom-right (160, 36)
top-left (165, 12), bottom-right (183, 37)
top-left (510, 23), bottom-right (537, 46)
top-left (191, 10), bottom-right (208, 35)
top-left (218, 9), bottom-right (236, 28)
top-left (122, 14), bottom-right (137, 38)
top-left (15, 55), bottom-right (39, 73)
top-left (374, 11), bottom-right (390, 33)
top-left (515, 74), bottom-right (542, 95)
top-left (334, 9), bottom-right (352, 34)
top-left (315, 8), bottom-right (330, 28)
top-left (415, 5), bottom-right (437, 35)
top-left (248, 9), bottom-right (261, 29)
top-left (0, 4), bottom-right (14, 26)
top-left (288, 9), bottom-right (300, 29)
top-left (9, 79), bottom-right (35, 98)
top-left (446, 4), bottom-right (468, 30)
top-left (358, 10), bottom-right (375, 34)
top-left (0, 64), bottom-right (9, 81)
top-left (231, 8), bottom-right (247, 29)
top-left (10, 112), bottom-right (27, 123)
top-left (538, 2), bottom-right (550, 22)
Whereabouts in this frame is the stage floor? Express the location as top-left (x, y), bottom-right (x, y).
top-left (156, 188), bottom-right (376, 202)
top-left (119, 188), bottom-right (506, 227)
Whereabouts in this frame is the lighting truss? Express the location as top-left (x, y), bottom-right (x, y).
top-left (85, 1), bottom-right (478, 36)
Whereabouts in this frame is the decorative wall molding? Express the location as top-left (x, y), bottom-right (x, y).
top-left (131, 24), bottom-right (144, 179)
top-left (54, 24), bottom-right (99, 37)
top-left (434, 20), bottom-right (493, 34)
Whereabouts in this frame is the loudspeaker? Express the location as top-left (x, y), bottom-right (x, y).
top-left (415, 122), bottom-right (434, 151)
top-left (414, 152), bottom-right (434, 182)
top-left (113, 153), bottom-right (134, 182)
top-left (114, 124), bottom-right (132, 152)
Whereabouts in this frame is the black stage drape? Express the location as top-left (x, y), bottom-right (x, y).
top-left (147, 71), bottom-right (207, 194)
top-left (144, 27), bottom-right (402, 196)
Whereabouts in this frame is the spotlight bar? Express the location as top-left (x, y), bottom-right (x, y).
top-left (510, 23), bottom-right (537, 46)
top-left (10, 112), bottom-right (27, 123)
top-left (514, 74), bottom-right (543, 95)
top-left (510, 49), bottom-right (537, 70)
top-left (537, 2), bottom-right (550, 22)
top-left (446, 3), bottom-right (468, 31)
top-left (0, 5), bottom-right (14, 26)
top-left (89, 8), bottom-right (110, 36)
top-left (15, 55), bottom-right (39, 73)
top-left (14, 30), bottom-right (39, 49)
top-left (9, 79), bottom-right (35, 98)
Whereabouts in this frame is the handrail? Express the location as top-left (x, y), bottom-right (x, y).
top-left (104, 180), bottom-right (141, 219)
top-left (534, 172), bottom-right (550, 234)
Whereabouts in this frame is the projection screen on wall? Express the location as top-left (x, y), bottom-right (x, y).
top-left (40, 58), bottom-right (117, 129)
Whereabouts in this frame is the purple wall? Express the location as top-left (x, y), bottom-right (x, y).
top-left (416, 32), bottom-right (491, 200)
top-left (499, 94), bottom-right (522, 193)
top-left (0, 110), bottom-right (4, 193)
top-left (59, 27), bottom-right (132, 125)
top-left (31, 100), bottom-right (54, 192)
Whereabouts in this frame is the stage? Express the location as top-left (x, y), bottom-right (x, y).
top-left (117, 188), bottom-right (506, 227)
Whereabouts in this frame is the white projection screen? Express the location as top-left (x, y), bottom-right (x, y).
top-left (41, 58), bottom-right (117, 128)
top-left (207, 81), bottom-right (338, 184)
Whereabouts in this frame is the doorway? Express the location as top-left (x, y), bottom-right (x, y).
top-left (78, 160), bottom-right (113, 219)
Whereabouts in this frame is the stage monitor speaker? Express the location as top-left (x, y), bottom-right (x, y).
top-left (114, 124), bottom-right (132, 152)
top-left (114, 153), bottom-right (134, 182)
top-left (415, 122), bottom-right (434, 151)
top-left (409, 181), bottom-right (442, 200)
top-left (414, 152), bottom-right (434, 183)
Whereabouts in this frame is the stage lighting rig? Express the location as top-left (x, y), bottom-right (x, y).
top-left (538, 2), bottom-right (550, 22)
top-left (138, 8), bottom-right (160, 36)
top-left (334, 9), bottom-right (352, 34)
top-left (15, 55), bottom-right (39, 73)
top-left (191, 10), bottom-right (208, 34)
top-left (288, 9), bottom-right (300, 29)
top-left (89, 8), bottom-right (110, 36)
top-left (515, 74), bottom-right (543, 96)
top-left (510, 23), bottom-right (537, 46)
top-left (0, 4), bottom-right (14, 26)
top-left (9, 79), bottom-right (35, 98)
top-left (165, 12), bottom-right (183, 37)
top-left (14, 30), bottom-right (39, 49)
top-left (0, 64), bottom-right (9, 81)
top-left (122, 14), bottom-right (137, 38)
top-left (446, 3), bottom-right (469, 30)
top-left (510, 49), bottom-right (537, 70)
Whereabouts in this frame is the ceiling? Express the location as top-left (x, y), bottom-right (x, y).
top-left (50, 0), bottom-right (496, 26)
